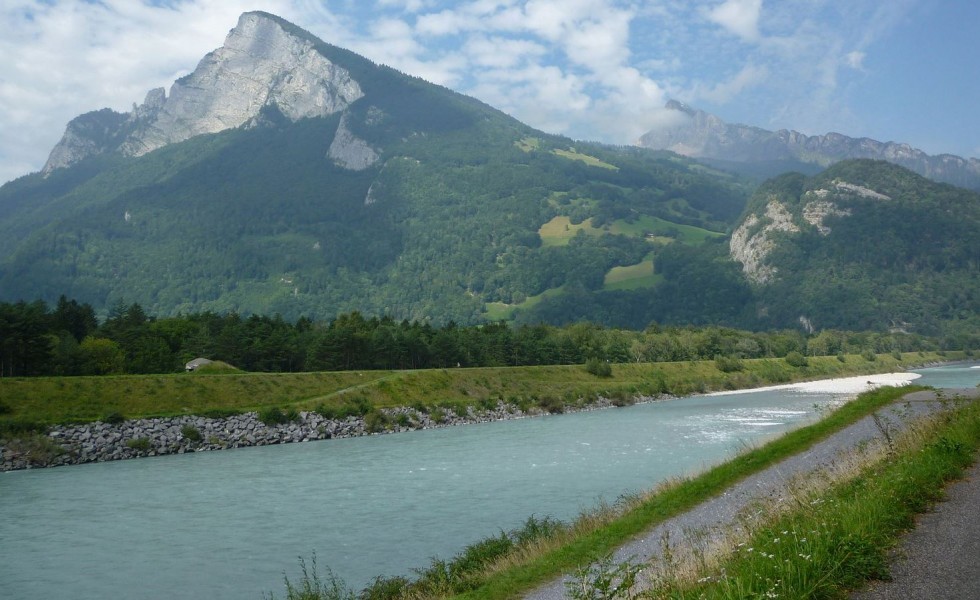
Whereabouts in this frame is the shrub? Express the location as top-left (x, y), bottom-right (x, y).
top-left (102, 411), bottom-right (125, 424)
top-left (126, 437), bottom-right (151, 452)
top-left (784, 351), bottom-right (808, 367)
top-left (584, 357), bottom-right (612, 378)
top-left (258, 407), bottom-right (298, 426)
top-left (714, 354), bottom-right (744, 372)
top-left (364, 410), bottom-right (389, 433)
top-left (337, 396), bottom-right (373, 419)
top-left (0, 401), bottom-right (10, 416)
top-left (3, 433), bottom-right (65, 466)
top-left (837, 352), bottom-right (847, 363)
top-left (537, 395), bottom-right (565, 414)
top-left (891, 350), bottom-right (902, 360)
top-left (863, 349), bottom-right (878, 362)
top-left (181, 424), bottom-right (202, 442)
top-left (315, 404), bottom-right (337, 420)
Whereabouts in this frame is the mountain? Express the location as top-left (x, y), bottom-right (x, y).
top-left (637, 101), bottom-right (980, 191)
top-left (0, 12), bottom-right (749, 324)
top-left (729, 159), bottom-right (980, 335)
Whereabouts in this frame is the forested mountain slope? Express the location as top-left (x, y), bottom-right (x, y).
top-left (731, 159), bottom-right (980, 335)
top-left (0, 12), bottom-right (748, 325)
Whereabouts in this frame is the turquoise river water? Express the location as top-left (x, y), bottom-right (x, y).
top-left (1, 362), bottom-right (977, 599)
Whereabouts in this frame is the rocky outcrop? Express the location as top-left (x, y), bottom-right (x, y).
top-left (729, 198), bottom-right (799, 284)
top-left (328, 112), bottom-right (380, 170)
top-left (43, 11), bottom-right (364, 174)
top-left (638, 101), bottom-right (980, 191)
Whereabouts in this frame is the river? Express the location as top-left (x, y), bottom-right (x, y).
top-left (1, 362), bottom-right (977, 599)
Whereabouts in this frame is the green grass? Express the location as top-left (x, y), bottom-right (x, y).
top-left (603, 255), bottom-right (662, 291)
top-left (0, 352), bottom-right (953, 429)
top-left (483, 286), bottom-right (566, 320)
top-left (606, 214), bottom-right (724, 245)
top-left (538, 216), bottom-right (601, 247)
top-left (552, 148), bottom-right (619, 170)
top-left (538, 214), bottom-right (723, 249)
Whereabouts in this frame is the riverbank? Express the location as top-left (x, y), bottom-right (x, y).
top-left (0, 397), bottom-right (628, 471)
top-left (0, 354), bottom-right (957, 471)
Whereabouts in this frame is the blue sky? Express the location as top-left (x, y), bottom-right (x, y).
top-left (1, 0), bottom-right (977, 185)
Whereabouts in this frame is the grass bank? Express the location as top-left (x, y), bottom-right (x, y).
top-left (0, 352), bottom-right (958, 428)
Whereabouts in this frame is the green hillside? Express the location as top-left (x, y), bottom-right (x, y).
top-left (740, 160), bottom-right (980, 335)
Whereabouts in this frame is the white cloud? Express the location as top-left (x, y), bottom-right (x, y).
top-left (705, 0), bottom-right (762, 42)
top-left (844, 50), bottom-right (865, 70)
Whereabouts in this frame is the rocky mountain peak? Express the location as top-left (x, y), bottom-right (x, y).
top-left (43, 11), bottom-right (364, 173)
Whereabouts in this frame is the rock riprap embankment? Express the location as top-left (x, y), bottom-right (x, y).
top-left (0, 400), bottom-right (624, 471)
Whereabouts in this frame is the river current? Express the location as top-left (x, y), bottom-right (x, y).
top-left (1, 362), bottom-right (977, 599)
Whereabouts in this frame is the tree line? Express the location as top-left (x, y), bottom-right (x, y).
top-left (0, 295), bottom-right (955, 378)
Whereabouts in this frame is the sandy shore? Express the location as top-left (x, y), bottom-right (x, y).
top-left (707, 372), bottom-right (922, 396)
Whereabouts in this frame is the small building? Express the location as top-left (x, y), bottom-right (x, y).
top-left (185, 358), bottom-right (214, 372)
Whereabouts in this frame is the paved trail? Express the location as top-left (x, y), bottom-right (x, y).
top-left (524, 388), bottom-right (980, 600)
top-left (850, 459), bottom-right (980, 600)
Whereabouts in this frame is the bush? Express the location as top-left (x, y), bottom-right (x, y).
top-left (584, 357), bottom-right (612, 378)
top-left (102, 411), bottom-right (125, 424)
top-left (837, 353), bottom-right (847, 363)
top-left (3, 433), bottom-right (64, 466)
top-left (337, 396), bottom-right (373, 419)
top-left (714, 354), bottom-right (744, 372)
top-left (537, 395), bottom-right (565, 414)
top-left (126, 437), bottom-right (151, 452)
top-left (181, 424), bottom-right (202, 442)
top-left (258, 407), bottom-right (298, 426)
top-left (863, 349), bottom-right (878, 362)
top-left (364, 410), bottom-right (389, 433)
top-left (784, 351), bottom-right (808, 367)
top-left (0, 401), bottom-right (10, 416)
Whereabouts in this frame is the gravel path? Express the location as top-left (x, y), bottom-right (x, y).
top-left (850, 457), bottom-right (980, 599)
top-left (524, 388), bottom-right (980, 600)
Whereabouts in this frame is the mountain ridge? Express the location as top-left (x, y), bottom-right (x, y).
top-left (0, 12), bottom-right (749, 326)
top-left (637, 101), bottom-right (980, 191)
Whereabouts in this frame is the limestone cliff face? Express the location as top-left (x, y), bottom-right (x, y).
top-left (730, 178), bottom-right (891, 283)
top-left (43, 11), bottom-right (365, 173)
top-left (638, 101), bottom-right (980, 191)
top-left (729, 198), bottom-right (799, 284)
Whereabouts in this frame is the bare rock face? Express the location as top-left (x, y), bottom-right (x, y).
top-left (43, 11), bottom-right (364, 173)
top-left (328, 112), bottom-right (379, 170)
top-left (730, 177), bottom-right (893, 283)
top-left (729, 198), bottom-right (799, 284)
top-left (638, 101), bottom-right (980, 191)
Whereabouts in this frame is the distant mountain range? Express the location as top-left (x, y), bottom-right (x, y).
top-left (637, 100), bottom-right (980, 191)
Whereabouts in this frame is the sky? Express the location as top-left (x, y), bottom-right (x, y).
top-left (1, 0), bottom-right (978, 185)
